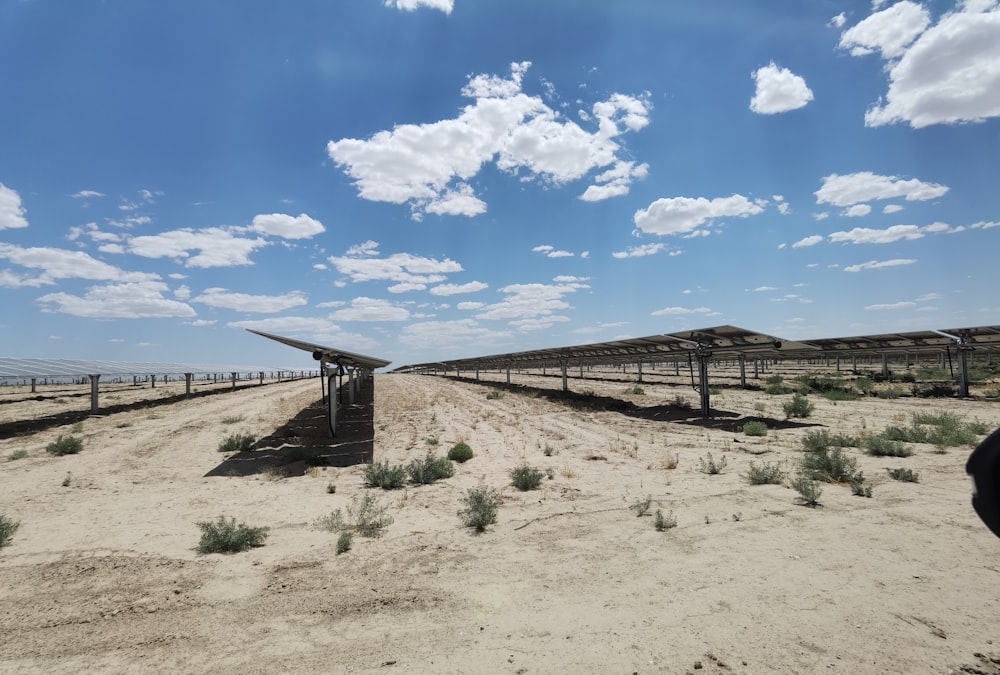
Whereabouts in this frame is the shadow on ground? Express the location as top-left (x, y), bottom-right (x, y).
top-left (205, 380), bottom-right (375, 478)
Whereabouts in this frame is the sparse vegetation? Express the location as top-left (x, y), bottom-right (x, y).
top-left (543, 444), bottom-right (555, 457)
top-left (217, 432), bottom-right (256, 453)
top-left (510, 463), bottom-right (546, 491)
top-left (459, 486), bottom-right (501, 532)
top-left (326, 483), bottom-right (337, 494)
top-left (336, 531), bottom-right (352, 555)
top-left (698, 452), bottom-right (728, 475)
top-left (800, 447), bottom-right (860, 484)
top-left (46, 435), bottom-right (82, 456)
top-left (407, 453), bottom-right (455, 484)
top-left (879, 412), bottom-right (985, 450)
top-left (0, 514), bottom-right (19, 548)
top-left (745, 461), bottom-right (784, 485)
top-left (765, 374), bottom-right (790, 395)
top-left (7, 449), bottom-right (28, 461)
top-left (61, 473), bottom-right (72, 487)
top-left (850, 475), bottom-right (873, 497)
top-left (486, 389), bottom-right (505, 400)
top-left (783, 393), bottom-right (814, 419)
top-left (363, 461), bottom-right (407, 489)
top-left (623, 384), bottom-right (645, 395)
top-left (791, 473), bottom-right (823, 507)
top-left (70, 421), bottom-right (84, 433)
top-left (888, 467), bottom-right (920, 483)
top-left (654, 509), bottom-right (677, 531)
top-left (196, 516), bottom-right (268, 554)
top-left (631, 495), bottom-right (652, 517)
top-left (447, 441), bottom-right (474, 463)
top-left (801, 429), bottom-right (858, 452)
top-left (425, 435), bottom-right (439, 446)
top-left (876, 386), bottom-right (903, 399)
top-left (672, 394), bottom-right (693, 410)
top-left (742, 421), bottom-right (768, 437)
top-left (221, 415), bottom-right (244, 424)
top-left (862, 435), bottom-right (913, 457)
top-left (317, 493), bottom-right (394, 538)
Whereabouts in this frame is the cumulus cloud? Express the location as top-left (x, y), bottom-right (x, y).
top-left (844, 1), bottom-right (1000, 128)
top-left (229, 317), bottom-right (378, 350)
top-left (327, 62), bottom-right (652, 219)
top-left (328, 296), bottom-right (411, 322)
top-left (830, 224), bottom-right (924, 244)
top-left (650, 306), bottom-right (713, 317)
top-left (839, 1), bottom-right (930, 58)
top-left (192, 288), bottom-right (308, 313)
top-left (386, 0), bottom-right (453, 13)
top-left (830, 12), bottom-right (847, 28)
top-left (476, 282), bottom-right (584, 322)
top-left (749, 62), bottom-right (815, 114)
top-left (792, 235), bottom-right (824, 248)
top-left (883, 204), bottom-right (904, 214)
top-left (70, 190), bottom-right (105, 199)
top-left (250, 213), bottom-right (325, 239)
top-left (127, 228), bottom-right (269, 268)
top-left (37, 281), bottom-right (196, 318)
top-left (400, 319), bottom-right (511, 351)
top-left (329, 247), bottom-right (463, 287)
top-left (429, 281), bottom-right (488, 296)
top-left (0, 184), bottom-right (28, 230)
top-left (815, 171), bottom-right (948, 206)
top-left (843, 204), bottom-right (872, 217)
top-left (843, 258), bottom-right (917, 272)
top-left (0, 243), bottom-right (158, 285)
top-left (865, 301), bottom-right (918, 310)
top-left (633, 194), bottom-right (764, 236)
top-left (612, 242), bottom-right (668, 258)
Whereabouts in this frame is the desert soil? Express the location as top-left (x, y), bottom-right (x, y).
top-left (1, 370), bottom-right (1000, 674)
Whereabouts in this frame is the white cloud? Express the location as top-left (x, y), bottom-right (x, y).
top-left (633, 194), bottom-right (764, 236)
top-left (829, 224), bottom-right (923, 244)
top-left (346, 240), bottom-right (381, 256)
top-left (553, 275), bottom-right (589, 283)
top-left (250, 213), bottom-right (325, 239)
top-left (37, 281), bottom-right (196, 318)
top-left (106, 215), bottom-right (151, 229)
top-left (329, 249), bottom-right (462, 286)
top-left (399, 319), bottom-right (512, 351)
top-left (830, 12), bottom-right (847, 28)
top-left (327, 62), bottom-right (652, 219)
top-left (546, 250), bottom-right (573, 258)
top-left (815, 171), bottom-right (948, 206)
top-left (429, 281), bottom-right (489, 296)
top-left (476, 282), bottom-right (583, 321)
top-left (510, 316), bottom-right (571, 332)
top-left (749, 62), bottom-right (814, 114)
top-left (859, 2), bottom-right (1000, 128)
top-left (972, 220), bottom-right (1000, 229)
top-left (843, 204), bottom-right (872, 217)
top-left (457, 301), bottom-right (486, 310)
top-left (865, 301), bottom-right (918, 310)
top-left (230, 317), bottom-right (378, 351)
top-left (777, 202), bottom-right (791, 215)
top-left (193, 288), bottom-right (308, 313)
top-left (844, 258), bottom-right (917, 272)
top-left (70, 190), bottom-right (105, 199)
top-left (883, 204), bottom-right (904, 214)
top-left (612, 242), bottom-right (668, 258)
top-left (792, 235), bottom-right (824, 248)
top-left (750, 286), bottom-right (778, 292)
top-left (813, 212), bottom-right (830, 221)
top-left (0, 184), bottom-right (28, 230)
top-left (328, 296), bottom-right (411, 322)
top-left (386, 0), bottom-right (453, 14)
top-left (650, 306), bottom-right (713, 316)
top-left (387, 281), bottom-right (427, 294)
top-left (839, 1), bottom-right (930, 58)
top-left (127, 228), bottom-right (269, 268)
top-left (0, 243), bottom-right (158, 284)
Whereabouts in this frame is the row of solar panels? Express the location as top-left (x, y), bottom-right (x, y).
top-left (393, 324), bottom-right (1000, 373)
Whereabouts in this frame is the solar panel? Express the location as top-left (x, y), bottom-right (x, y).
top-left (0, 358), bottom-right (261, 379)
top-left (246, 330), bottom-right (391, 370)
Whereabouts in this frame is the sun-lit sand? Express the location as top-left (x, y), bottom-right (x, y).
top-left (2, 369), bottom-right (1000, 673)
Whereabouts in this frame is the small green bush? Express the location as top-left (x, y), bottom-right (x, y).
top-left (510, 463), bottom-right (545, 491)
top-left (407, 453), bottom-right (455, 484)
top-left (196, 516), bottom-right (268, 554)
top-left (800, 429), bottom-right (858, 452)
top-left (459, 486), bottom-right (501, 532)
top-left (46, 435), bottom-right (82, 456)
top-left (698, 452), bottom-right (728, 475)
top-left (336, 531), bottom-right (352, 555)
top-left (850, 476), bottom-right (873, 498)
top-left (624, 385), bottom-right (645, 395)
top-left (855, 377), bottom-right (875, 395)
top-left (783, 393), bottom-right (814, 419)
top-left (631, 495), bottom-right (652, 517)
top-left (887, 467), bottom-right (920, 483)
top-left (822, 389), bottom-right (859, 401)
top-left (326, 483), bottom-right (337, 494)
top-left (791, 473), bottom-right (823, 507)
top-left (425, 435), bottom-right (440, 446)
top-left (447, 441), bottom-right (474, 463)
top-left (486, 389), bottom-right (505, 400)
top-left (742, 421), bottom-right (768, 437)
top-left (876, 386), bottom-right (903, 399)
top-left (801, 447), bottom-right (859, 483)
top-left (317, 493), bottom-right (393, 538)
top-left (0, 514), bottom-right (19, 548)
top-left (745, 461), bottom-right (784, 485)
top-left (654, 509), bottom-right (677, 531)
top-left (221, 415), bottom-right (244, 424)
top-left (363, 461), bottom-right (407, 489)
top-left (218, 432), bottom-right (256, 453)
top-left (8, 449), bottom-right (28, 461)
top-left (862, 435), bottom-right (913, 457)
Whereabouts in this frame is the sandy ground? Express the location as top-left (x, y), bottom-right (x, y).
top-left (2, 369), bottom-right (1000, 674)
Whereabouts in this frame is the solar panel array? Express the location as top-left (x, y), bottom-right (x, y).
top-left (0, 358), bottom-right (264, 380)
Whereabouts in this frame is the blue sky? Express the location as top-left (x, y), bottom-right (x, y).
top-left (1, 0), bottom-right (998, 370)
